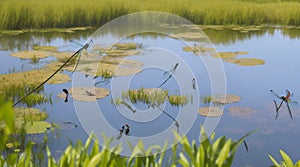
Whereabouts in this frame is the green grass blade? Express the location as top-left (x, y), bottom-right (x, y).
top-left (280, 150), bottom-right (294, 167)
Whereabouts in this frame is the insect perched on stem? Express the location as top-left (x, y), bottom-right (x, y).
top-left (270, 89), bottom-right (297, 120)
top-left (12, 39), bottom-right (93, 107)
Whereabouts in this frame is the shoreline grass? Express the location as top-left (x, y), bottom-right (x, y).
top-left (1, 0), bottom-right (300, 30)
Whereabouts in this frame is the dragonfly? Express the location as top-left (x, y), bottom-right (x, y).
top-left (12, 39), bottom-right (93, 107)
top-left (70, 40), bottom-right (93, 75)
top-left (270, 89), bottom-right (297, 120)
top-left (158, 63), bottom-right (179, 88)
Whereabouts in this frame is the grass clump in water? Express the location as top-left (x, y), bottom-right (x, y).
top-left (122, 88), bottom-right (168, 105)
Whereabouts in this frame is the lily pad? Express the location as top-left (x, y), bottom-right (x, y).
top-left (228, 106), bottom-right (257, 117)
top-left (25, 121), bottom-right (51, 134)
top-left (211, 52), bottom-right (237, 59)
top-left (69, 87), bottom-right (110, 102)
top-left (225, 58), bottom-right (265, 66)
top-left (198, 107), bottom-right (223, 117)
top-left (212, 94), bottom-right (241, 104)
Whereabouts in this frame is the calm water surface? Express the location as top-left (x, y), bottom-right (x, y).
top-left (1, 27), bottom-right (300, 166)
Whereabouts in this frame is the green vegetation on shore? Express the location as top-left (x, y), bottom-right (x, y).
top-left (1, 0), bottom-right (300, 30)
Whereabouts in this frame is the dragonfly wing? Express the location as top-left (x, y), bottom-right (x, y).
top-left (71, 52), bottom-right (82, 74)
top-left (270, 90), bottom-right (281, 99)
top-left (70, 40), bottom-right (84, 48)
top-left (163, 70), bottom-right (171, 77)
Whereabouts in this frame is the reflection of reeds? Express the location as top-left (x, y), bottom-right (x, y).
top-left (2, 0), bottom-right (300, 30)
top-left (201, 95), bottom-right (213, 105)
top-left (168, 95), bottom-right (188, 106)
top-left (96, 70), bottom-right (113, 80)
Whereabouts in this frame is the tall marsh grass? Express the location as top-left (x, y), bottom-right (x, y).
top-left (1, 0), bottom-right (300, 30)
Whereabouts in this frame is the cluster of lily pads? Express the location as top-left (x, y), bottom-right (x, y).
top-left (198, 94), bottom-right (257, 118)
top-left (1, 42), bottom-right (145, 137)
top-left (0, 107), bottom-right (49, 134)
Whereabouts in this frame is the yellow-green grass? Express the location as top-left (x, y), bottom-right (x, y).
top-left (1, 0), bottom-right (300, 30)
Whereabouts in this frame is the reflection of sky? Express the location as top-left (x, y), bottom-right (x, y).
top-left (213, 29), bottom-right (300, 167)
top-left (1, 28), bottom-right (300, 166)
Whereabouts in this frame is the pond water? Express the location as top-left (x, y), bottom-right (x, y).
top-left (1, 26), bottom-right (300, 166)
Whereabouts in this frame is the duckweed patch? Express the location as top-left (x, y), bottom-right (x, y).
top-left (198, 107), bottom-right (223, 117)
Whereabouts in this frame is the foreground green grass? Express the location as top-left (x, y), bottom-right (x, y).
top-left (0, 130), bottom-right (252, 167)
top-left (1, 0), bottom-right (300, 30)
top-left (0, 98), bottom-right (253, 166)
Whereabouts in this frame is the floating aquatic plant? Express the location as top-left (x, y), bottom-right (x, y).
top-left (68, 87), bottom-right (110, 102)
top-left (112, 43), bottom-right (139, 50)
top-left (228, 106), bottom-right (257, 117)
top-left (0, 107), bottom-right (49, 134)
top-left (212, 94), bottom-right (241, 104)
top-left (211, 52), bottom-right (238, 59)
top-left (171, 32), bottom-right (205, 40)
top-left (24, 121), bottom-right (51, 134)
top-left (211, 51), bottom-right (265, 66)
top-left (105, 50), bottom-right (140, 57)
top-left (183, 45), bottom-right (215, 54)
top-left (225, 58), bottom-right (265, 66)
top-left (33, 46), bottom-right (58, 52)
top-left (198, 107), bottom-right (223, 117)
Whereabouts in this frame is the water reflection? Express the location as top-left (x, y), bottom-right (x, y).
top-left (2, 26), bottom-right (300, 51)
top-left (0, 29), bottom-right (94, 51)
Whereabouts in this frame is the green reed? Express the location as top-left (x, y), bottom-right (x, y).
top-left (1, 0), bottom-right (300, 30)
